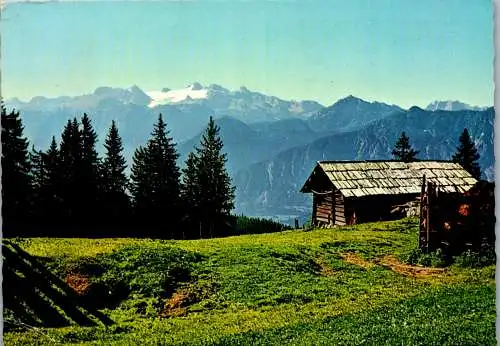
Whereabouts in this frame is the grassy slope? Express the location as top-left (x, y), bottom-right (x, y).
top-left (3, 218), bottom-right (496, 346)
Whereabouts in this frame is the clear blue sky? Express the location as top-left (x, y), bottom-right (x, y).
top-left (1, 0), bottom-right (494, 108)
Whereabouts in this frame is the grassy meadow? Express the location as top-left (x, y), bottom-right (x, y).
top-left (3, 218), bottom-right (496, 345)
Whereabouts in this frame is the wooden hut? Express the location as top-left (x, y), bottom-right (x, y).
top-left (300, 160), bottom-right (478, 227)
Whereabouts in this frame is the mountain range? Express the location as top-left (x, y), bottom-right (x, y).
top-left (4, 84), bottom-right (494, 223)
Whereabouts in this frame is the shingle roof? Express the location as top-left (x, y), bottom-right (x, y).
top-left (301, 160), bottom-right (478, 198)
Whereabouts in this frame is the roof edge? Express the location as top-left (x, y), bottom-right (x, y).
top-left (316, 159), bottom-right (456, 164)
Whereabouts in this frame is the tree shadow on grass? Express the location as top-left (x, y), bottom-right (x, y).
top-left (2, 241), bottom-right (113, 331)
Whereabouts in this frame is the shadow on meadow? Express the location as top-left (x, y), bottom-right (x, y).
top-left (2, 241), bottom-right (114, 331)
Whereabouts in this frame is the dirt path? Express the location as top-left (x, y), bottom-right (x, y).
top-left (375, 255), bottom-right (446, 278)
top-left (339, 252), bottom-right (446, 278)
top-left (339, 253), bottom-right (375, 269)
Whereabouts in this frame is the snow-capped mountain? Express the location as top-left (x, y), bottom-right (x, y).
top-left (146, 83), bottom-right (209, 107)
top-left (425, 100), bottom-right (487, 112)
top-left (7, 83), bottom-right (324, 124)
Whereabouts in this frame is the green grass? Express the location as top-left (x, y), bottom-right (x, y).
top-left (3, 218), bottom-right (496, 345)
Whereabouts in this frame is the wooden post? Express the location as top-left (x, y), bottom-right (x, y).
top-left (295, 218), bottom-right (299, 229)
top-left (311, 194), bottom-right (317, 227)
top-left (419, 175), bottom-right (426, 250)
top-left (330, 190), bottom-right (335, 227)
top-left (426, 182), bottom-right (431, 253)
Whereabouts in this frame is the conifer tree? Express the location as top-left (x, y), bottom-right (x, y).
top-left (59, 117), bottom-right (83, 227)
top-left (130, 145), bottom-right (152, 221)
top-left (184, 116), bottom-right (235, 238)
top-left (181, 152), bottom-right (201, 239)
top-left (392, 132), bottom-right (419, 163)
top-left (29, 145), bottom-right (46, 224)
top-left (79, 113), bottom-right (102, 228)
top-left (130, 114), bottom-right (181, 238)
top-left (30, 137), bottom-right (64, 232)
top-left (43, 136), bottom-right (65, 229)
top-left (1, 104), bottom-right (32, 234)
top-left (452, 128), bottom-right (481, 180)
top-left (29, 145), bottom-right (45, 193)
top-left (102, 120), bottom-right (130, 229)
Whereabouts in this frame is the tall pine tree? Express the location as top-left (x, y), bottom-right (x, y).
top-left (130, 145), bottom-right (152, 223)
top-left (392, 132), bottom-right (419, 163)
top-left (130, 114), bottom-right (181, 238)
top-left (29, 137), bottom-right (64, 233)
top-left (183, 116), bottom-right (235, 238)
top-left (59, 118), bottom-right (82, 227)
top-left (102, 120), bottom-right (130, 231)
top-left (181, 152), bottom-right (201, 239)
top-left (452, 128), bottom-right (481, 180)
top-left (1, 104), bottom-right (32, 235)
top-left (79, 113), bottom-right (102, 230)
top-left (29, 145), bottom-right (46, 225)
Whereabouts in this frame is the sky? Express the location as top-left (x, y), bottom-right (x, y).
top-left (0, 0), bottom-right (494, 108)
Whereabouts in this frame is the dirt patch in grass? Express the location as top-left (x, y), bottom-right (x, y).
top-left (315, 258), bottom-right (336, 277)
top-left (65, 273), bottom-right (91, 296)
top-left (160, 290), bottom-right (197, 318)
top-left (340, 253), bottom-right (375, 269)
top-left (375, 255), bottom-right (447, 278)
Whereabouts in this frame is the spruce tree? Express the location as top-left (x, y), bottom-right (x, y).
top-left (181, 152), bottom-right (201, 239)
top-left (452, 128), bottom-right (481, 180)
top-left (29, 145), bottom-right (46, 225)
top-left (392, 132), bottom-right (419, 163)
top-left (29, 145), bottom-right (45, 194)
top-left (102, 120), bottom-right (130, 230)
top-left (130, 145), bottom-right (152, 223)
top-left (79, 113), bottom-right (102, 229)
top-left (130, 114), bottom-right (181, 238)
top-left (185, 116), bottom-right (235, 238)
top-left (1, 105), bottom-right (32, 234)
top-left (43, 136), bottom-right (64, 230)
top-left (59, 118), bottom-right (83, 228)
top-left (29, 137), bottom-right (64, 232)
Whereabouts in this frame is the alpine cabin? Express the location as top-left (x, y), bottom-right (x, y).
top-left (300, 160), bottom-right (478, 227)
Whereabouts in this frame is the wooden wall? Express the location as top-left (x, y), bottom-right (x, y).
top-left (333, 190), bottom-right (346, 226)
top-left (312, 189), bottom-right (346, 227)
top-left (313, 193), bottom-right (333, 226)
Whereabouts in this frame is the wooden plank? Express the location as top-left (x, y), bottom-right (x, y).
top-left (317, 216), bottom-right (330, 223)
top-left (316, 212), bottom-right (331, 219)
top-left (317, 204), bottom-right (332, 211)
top-left (335, 219), bottom-right (346, 226)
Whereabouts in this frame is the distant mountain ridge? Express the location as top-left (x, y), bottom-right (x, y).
top-left (425, 100), bottom-right (488, 112)
top-left (4, 85), bottom-right (494, 223)
top-left (308, 95), bottom-right (404, 132)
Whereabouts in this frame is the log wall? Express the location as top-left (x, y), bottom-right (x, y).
top-left (313, 189), bottom-right (346, 227)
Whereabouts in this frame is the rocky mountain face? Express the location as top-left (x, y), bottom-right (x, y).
top-left (308, 95), bottom-right (404, 132)
top-left (177, 117), bottom-right (329, 174)
top-left (425, 100), bottom-right (488, 112)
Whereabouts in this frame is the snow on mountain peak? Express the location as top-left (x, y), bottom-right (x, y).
top-left (425, 100), bottom-right (487, 112)
top-left (190, 82), bottom-right (204, 90)
top-left (146, 84), bottom-right (209, 107)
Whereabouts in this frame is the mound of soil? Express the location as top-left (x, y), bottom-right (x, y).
top-left (65, 273), bottom-right (91, 296)
top-left (160, 290), bottom-right (197, 318)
